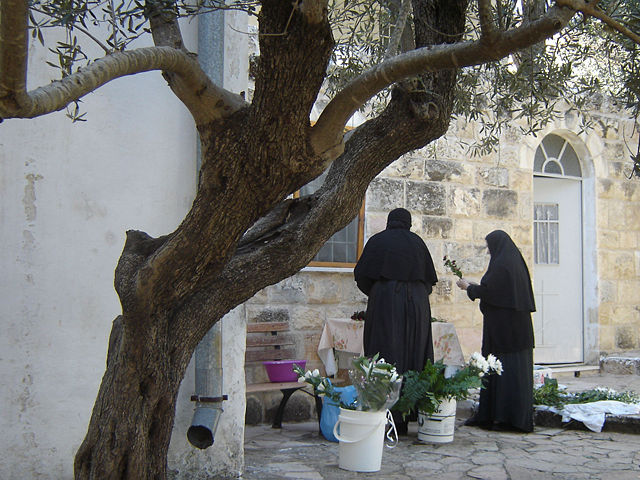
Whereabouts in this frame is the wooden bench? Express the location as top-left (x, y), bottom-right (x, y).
top-left (245, 321), bottom-right (321, 428)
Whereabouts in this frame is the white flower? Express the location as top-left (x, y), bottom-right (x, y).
top-left (390, 372), bottom-right (399, 382)
top-left (297, 376), bottom-right (305, 383)
top-left (479, 359), bottom-right (489, 372)
top-left (493, 360), bottom-right (503, 375)
top-left (484, 354), bottom-right (502, 374)
top-left (469, 352), bottom-right (483, 367)
top-left (469, 352), bottom-right (491, 373)
top-left (595, 386), bottom-right (615, 394)
top-left (317, 382), bottom-right (326, 392)
top-left (486, 354), bottom-right (503, 374)
top-left (312, 369), bottom-right (320, 377)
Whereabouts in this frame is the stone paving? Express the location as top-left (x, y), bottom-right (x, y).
top-left (242, 371), bottom-right (640, 479)
top-left (243, 419), bottom-right (640, 479)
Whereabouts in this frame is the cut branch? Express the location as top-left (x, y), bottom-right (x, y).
top-left (147, 7), bottom-right (244, 125)
top-left (0, 46), bottom-right (247, 122)
top-left (310, 4), bottom-right (576, 159)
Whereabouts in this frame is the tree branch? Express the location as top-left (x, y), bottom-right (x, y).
top-left (478, 0), bottom-right (497, 41)
top-left (0, 0), bottom-right (30, 115)
top-left (28, 6), bottom-right (113, 53)
top-left (251, 0), bottom-right (333, 145)
top-left (0, 46), bottom-right (247, 122)
top-left (147, 6), bottom-right (248, 125)
top-left (168, 0), bottom-right (469, 345)
top-left (298, 0), bottom-right (328, 24)
top-left (556, 0), bottom-right (640, 45)
top-left (175, 92), bottom-right (452, 345)
top-left (384, 0), bottom-right (413, 59)
top-left (310, 4), bottom-right (576, 159)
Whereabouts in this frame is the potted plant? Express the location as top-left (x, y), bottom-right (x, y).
top-left (395, 352), bottom-right (503, 443)
top-left (295, 354), bottom-right (402, 472)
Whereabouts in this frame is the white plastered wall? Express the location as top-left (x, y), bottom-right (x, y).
top-left (0, 17), bottom-right (248, 478)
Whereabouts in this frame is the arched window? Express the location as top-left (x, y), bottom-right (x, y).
top-left (533, 133), bottom-right (582, 265)
top-left (533, 133), bottom-right (582, 177)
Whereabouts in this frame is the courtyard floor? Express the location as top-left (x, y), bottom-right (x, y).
top-left (242, 371), bottom-right (640, 479)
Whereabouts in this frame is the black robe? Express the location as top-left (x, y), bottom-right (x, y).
top-left (354, 209), bottom-right (438, 374)
top-left (466, 230), bottom-right (536, 432)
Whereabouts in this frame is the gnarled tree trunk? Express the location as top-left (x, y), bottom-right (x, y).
top-left (71, 1), bottom-right (473, 478)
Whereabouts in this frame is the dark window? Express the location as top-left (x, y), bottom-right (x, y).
top-left (298, 170), bottom-right (365, 267)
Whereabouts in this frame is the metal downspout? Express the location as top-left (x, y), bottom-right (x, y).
top-left (187, 8), bottom-right (228, 449)
top-left (187, 324), bottom-right (226, 449)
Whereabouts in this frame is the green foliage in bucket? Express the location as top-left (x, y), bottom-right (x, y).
top-left (293, 365), bottom-right (345, 405)
top-left (349, 354), bottom-right (402, 412)
top-left (396, 353), bottom-right (503, 417)
top-left (294, 354), bottom-right (402, 411)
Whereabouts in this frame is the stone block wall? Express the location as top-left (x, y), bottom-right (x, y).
top-left (591, 107), bottom-right (640, 353)
top-left (367, 119), bottom-right (535, 357)
top-left (243, 106), bottom-right (640, 424)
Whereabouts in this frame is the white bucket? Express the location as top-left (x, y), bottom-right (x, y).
top-left (417, 398), bottom-right (457, 443)
top-left (333, 408), bottom-right (388, 472)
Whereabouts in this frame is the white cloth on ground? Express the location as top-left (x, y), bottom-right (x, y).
top-left (558, 400), bottom-right (640, 432)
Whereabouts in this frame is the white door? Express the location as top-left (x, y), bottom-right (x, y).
top-left (533, 176), bottom-right (583, 364)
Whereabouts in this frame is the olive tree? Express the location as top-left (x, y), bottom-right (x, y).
top-left (1, 0), bottom-right (638, 478)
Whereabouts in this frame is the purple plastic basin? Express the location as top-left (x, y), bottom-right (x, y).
top-left (262, 360), bottom-right (307, 382)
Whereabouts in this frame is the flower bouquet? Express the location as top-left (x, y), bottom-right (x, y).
top-left (296, 355), bottom-right (403, 472)
top-left (349, 354), bottom-right (402, 412)
top-left (294, 354), bottom-right (402, 412)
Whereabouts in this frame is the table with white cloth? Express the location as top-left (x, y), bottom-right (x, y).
top-left (431, 321), bottom-right (465, 367)
top-left (317, 318), bottom-right (365, 376)
top-left (317, 319), bottom-right (465, 376)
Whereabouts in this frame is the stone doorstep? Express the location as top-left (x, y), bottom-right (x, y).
top-left (546, 364), bottom-right (601, 376)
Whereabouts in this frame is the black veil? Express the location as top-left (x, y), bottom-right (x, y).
top-left (481, 230), bottom-right (536, 312)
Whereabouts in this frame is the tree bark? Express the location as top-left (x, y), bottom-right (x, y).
top-left (74, 315), bottom-right (183, 479)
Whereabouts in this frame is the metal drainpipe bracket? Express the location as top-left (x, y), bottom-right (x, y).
top-left (190, 395), bottom-right (229, 403)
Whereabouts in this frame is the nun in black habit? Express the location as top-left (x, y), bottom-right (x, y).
top-left (354, 208), bottom-right (438, 375)
top-left (456, 230), bottom-right (536, 432)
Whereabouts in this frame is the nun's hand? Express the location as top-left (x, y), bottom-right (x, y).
top-left (456, 278), bottom-right (470, 290)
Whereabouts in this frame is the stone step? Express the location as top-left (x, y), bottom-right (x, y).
top-left (533, 407), bottom-right (640, 434)
top-left (600, 352), bottom-right (640, 375)
top-left (462, 400), bottom-right (640, 434)
top-left (546, 364), bottom-right (600, 376)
